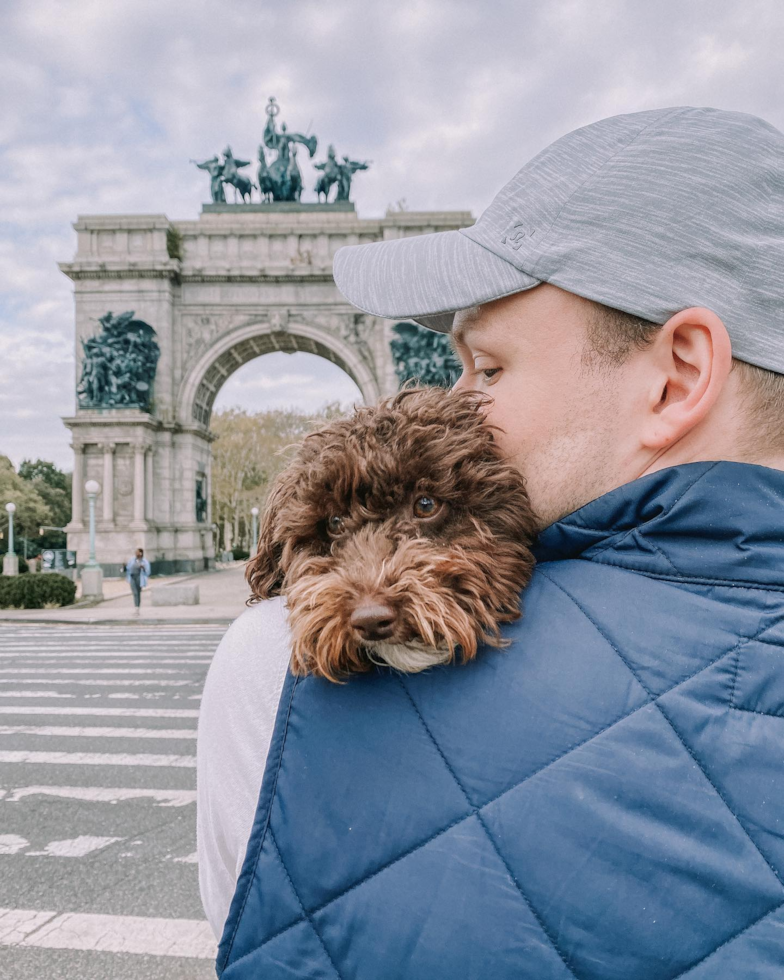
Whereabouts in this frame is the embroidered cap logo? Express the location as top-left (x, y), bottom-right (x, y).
top-left (501, 221), bottom-right (533, 250)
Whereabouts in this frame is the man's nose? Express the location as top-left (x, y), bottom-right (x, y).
top-left (350, 602), bottom-right (397, 641)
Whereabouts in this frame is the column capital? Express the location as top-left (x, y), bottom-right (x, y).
top-left (100, 441), bottom-right (116, 453)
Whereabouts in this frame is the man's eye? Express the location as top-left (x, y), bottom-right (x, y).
top-left (327, 515), bottom-right (346, 535)
top-left (413, 495), bottom-right (440, 519)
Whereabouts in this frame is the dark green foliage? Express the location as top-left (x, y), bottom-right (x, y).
top-left (18, 459), bottom-right (68, 492)
top-left (167, 227), bottom-right (184, 260)
top-left (18, 458), bottom-right (70, 549)
top-left (390, 322), bottom-right (462, 389)
top-left (231, 549), bottom-right (251, 562)
top-left (0, 573), bottom-right (76, 609)
top-left (16, 461), bottom-right (69, 549)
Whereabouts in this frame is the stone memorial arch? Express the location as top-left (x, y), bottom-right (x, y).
top-left (61, 203), bottom-right (473, 573)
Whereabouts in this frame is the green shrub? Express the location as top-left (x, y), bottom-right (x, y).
top-left (231, 548), bottom-right (250, 561)
top-left (0, 573), bottom-right (76, 609)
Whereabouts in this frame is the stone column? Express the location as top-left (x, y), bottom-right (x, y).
top-left (145, 447), bottom-right (154, 522)
top-left (71, 444), bottom-right (84, 526)
top-left (132, 444), bottom-right (146, 525)
top-left (101, 443), bottom-right (115, 523)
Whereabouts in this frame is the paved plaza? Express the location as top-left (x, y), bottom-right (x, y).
top-left (0, 563), bottom-right (250, 626)
top-left (0, 621), bottom-right (229, 978)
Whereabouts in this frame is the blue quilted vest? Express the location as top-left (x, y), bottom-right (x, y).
top-left (217, 461), bottom-right (784, 979)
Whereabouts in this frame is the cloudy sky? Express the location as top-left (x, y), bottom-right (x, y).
top-left (2, 0), bottom-right (784, 470)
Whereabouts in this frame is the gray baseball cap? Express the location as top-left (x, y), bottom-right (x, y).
top-left (332, 106), bottom-right (784, 374)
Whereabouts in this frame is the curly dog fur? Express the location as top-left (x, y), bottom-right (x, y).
top-left (246, 385), bottom-right (538, 683)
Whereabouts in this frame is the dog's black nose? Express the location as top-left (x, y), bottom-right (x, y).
top-left (350, 603), bottom-right (397, 641)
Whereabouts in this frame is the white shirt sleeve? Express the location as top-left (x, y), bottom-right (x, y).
top-left (197, 597), bottom-right (291, 941)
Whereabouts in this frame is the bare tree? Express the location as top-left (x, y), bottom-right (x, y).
top-left (210, 402), bottom-right (347, 553)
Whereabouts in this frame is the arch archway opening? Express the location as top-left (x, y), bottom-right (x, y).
top-left (192, 329), bottom-right (366, 428)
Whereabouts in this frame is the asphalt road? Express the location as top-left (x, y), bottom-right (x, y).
top-left (0, 622), bottom-right (227, 979)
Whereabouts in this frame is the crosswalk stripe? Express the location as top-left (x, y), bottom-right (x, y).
top-left (24, 835), bottom-right (124, 857)
top-left (0, 907), bottom-right (216, 958)
top-left (0, 632), bottom-right (221, 653)
top-left (0, 692), bottom-right (74, 698)
top-left (0, 725), bottom-right (197, 739)
top-left (0, 750), bottom-right (195, 767)
top-left (0, 786), bottom-right (197, 806)
top-left (0, 658), bottom-right (211, 664)
top-left (0, 679), bottom-right (192, 686)
top-left (0, 692), bottom-right (201, 699)
top-left (0, 636), bottom-right (223, 643)
top-left (0, 650), bottom-right (215, 664)
top-left (0, 628), bottom-right (226, 634)
top-left (0, 668), bottom-right (196, 675)
top-left (0, 706), bottom-right (199, 717)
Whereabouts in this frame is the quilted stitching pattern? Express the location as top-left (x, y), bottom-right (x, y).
top-left (219, 463), bottom-right (784, 979)
top-left (222, 582), bottom-right (784, 978)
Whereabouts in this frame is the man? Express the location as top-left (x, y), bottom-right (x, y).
top-left (125, 547), bottom-right (150, 617)
top-left (198, 107), bottom-right (784, 978)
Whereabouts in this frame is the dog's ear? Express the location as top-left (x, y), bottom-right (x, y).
top-left (245, 471), bottom-right (297, 601)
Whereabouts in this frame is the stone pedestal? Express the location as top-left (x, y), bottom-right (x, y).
top-left (151, 583), bottom-right (200, 606)
top-left (81, 565), bottom-right (104, 599)
top-left (2, 554), bottom-right (19, 577)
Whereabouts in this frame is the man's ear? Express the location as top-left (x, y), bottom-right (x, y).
top-left (641, 307), bottom-right (733, 451)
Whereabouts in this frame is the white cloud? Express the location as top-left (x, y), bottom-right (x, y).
top-left (2, 0), bottom-right (784, 468)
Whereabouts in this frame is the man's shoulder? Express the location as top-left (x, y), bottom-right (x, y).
top-left (218, 595), bottom-right (290, 646)
top-left (206, 597), bottom-right (291, 694)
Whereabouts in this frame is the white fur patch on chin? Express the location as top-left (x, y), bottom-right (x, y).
top-left (364, 640), bottom-right (453, 674)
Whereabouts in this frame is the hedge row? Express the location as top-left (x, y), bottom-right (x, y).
top-left (0, 573), bottom-right (77, 609)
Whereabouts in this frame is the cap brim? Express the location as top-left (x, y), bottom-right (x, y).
top-left (332, 228), bottom-right (540, 333)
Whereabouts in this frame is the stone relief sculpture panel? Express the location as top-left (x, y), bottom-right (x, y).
top-left (390, 321), bottom-right (462, 389)
top-left (77, 311), bottom-right (160, 412)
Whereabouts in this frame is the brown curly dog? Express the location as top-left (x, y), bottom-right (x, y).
top-left (246, 385), bottom-right (538, 683)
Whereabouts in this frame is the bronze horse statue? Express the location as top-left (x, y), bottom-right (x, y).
top-left (222, 146), bottom-right (255, 203)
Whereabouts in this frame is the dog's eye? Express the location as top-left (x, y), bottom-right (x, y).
top-left (413, 495), bottom-right (439, 519)
top-left (327, 515), bottom-right (346, 535)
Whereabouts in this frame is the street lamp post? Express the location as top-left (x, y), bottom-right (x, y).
top-left (84, 480), bottom-right (100, 567)
top-left (3, 502), bottom-right (18, 576)
top-left (250, 507), bottom-right (259, 554)
top-left (81, 480), bottom-right (103, 600)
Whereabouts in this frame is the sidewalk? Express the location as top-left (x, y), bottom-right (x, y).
top-left (0, 563), bottom-right (251, 625)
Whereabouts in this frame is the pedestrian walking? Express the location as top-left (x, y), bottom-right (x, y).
top-left (124, 548), bottom-right (150, 617)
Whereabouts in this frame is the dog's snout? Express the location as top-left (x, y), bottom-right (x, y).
top-left (350, 602), bottom-right (397, 641)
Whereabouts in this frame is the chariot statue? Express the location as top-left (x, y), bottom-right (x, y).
top-left (260, 96), bottom-right (318, 202)
top-left (191, 97), bottom-right (371, 205)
